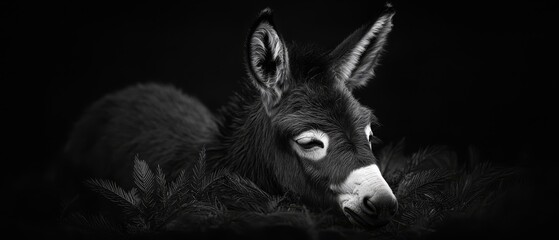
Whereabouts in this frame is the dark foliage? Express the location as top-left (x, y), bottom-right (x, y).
top-left (63, 142), bottom-right (522, 239)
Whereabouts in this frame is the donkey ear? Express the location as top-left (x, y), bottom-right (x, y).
top-left (247, 8), bottom-right (290, 115)
top-left (329, 7), bottom-right (394, 90)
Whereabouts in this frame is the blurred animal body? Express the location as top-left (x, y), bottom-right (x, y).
top-left (66, 7), bottom-right (397, 227)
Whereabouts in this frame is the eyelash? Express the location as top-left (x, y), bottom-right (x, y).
top-left (296, 139), bottom-right (325, 149)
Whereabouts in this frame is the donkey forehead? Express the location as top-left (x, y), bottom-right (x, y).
top-left (275, 86), bottom-right (376, 135)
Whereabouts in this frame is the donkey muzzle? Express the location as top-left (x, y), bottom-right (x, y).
top-left (331, 164), bottom-right (397, 228)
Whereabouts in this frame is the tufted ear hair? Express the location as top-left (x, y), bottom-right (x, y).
top-left (329, 5), bottom-right (395, 90)
top-left (246, 8), bottom-right (290, 116)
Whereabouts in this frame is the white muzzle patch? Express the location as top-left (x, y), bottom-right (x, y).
top-left (330, 164), bottom-right (396, 224)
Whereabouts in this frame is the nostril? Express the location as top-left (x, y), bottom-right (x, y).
top-left (362, 197), bottom-right (378, 216)
top-left (363, 196), bottom-right (398, 219)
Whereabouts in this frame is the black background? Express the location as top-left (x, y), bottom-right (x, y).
top-left (2, 0), bottom-right (556, 237)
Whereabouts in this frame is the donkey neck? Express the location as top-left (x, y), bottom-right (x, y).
top-left (206, 88), bottom-right (283, 194)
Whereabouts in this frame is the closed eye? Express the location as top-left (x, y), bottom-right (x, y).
top-left (291, 130), bottom-right (329, 161)
top-left (296, 138), bottom-right (324, 149)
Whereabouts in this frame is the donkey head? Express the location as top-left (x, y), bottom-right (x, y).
top-left (246, 8), bottom-right (397, 227)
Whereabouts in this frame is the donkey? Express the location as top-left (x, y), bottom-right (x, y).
top-left (65, 7), bottom-right (397, 227)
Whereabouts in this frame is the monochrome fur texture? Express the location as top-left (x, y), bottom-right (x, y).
top-left (65, 6), bottom-right (396, 227)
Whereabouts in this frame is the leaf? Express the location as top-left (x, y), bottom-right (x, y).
top-left (168, 169), bottom-right (187, 197)
top-left (408, 145), bottom-right (456, 172)
top-left (133, 156), bottom-right (155, 195)
top-left (211, 173), bottom-right (272, 212)
top-left (396, 169), bottom-right (455, 199)
top-left (155, 165), bottom-right (167, 194)
top-left (190, 147), bottom-right (207, 194)
top-left (199, 169), bottom-right (227, 194)
top-left (449, 162), bottom-right (517, 211)
top-left (396, 207), bottom-right (440, 232)
top-left (154, 165), bottom-right (168, 212)
top-left (86, 178), bottom-right (140, 212)
top-left (166, 168), bottom-right (191, 217)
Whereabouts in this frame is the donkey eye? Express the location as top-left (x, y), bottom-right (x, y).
top-left (291, 130), bottom-right (329, 161)
top-left (296, 138), bottom-right (325, 149)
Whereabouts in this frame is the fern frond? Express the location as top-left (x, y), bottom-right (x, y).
top-left (86, 179), bottom-right (140, 212)
top-left (155, 165), bottom-right (167, 193)
top-left (190, 147), bottom-right (207, 193)
top-left (396, 207), bottom-right (441, 232)
top-left (168, 169), bottom-right (187, 197)
top-left (396, 169), bottom-right (455, 199)
top-left (410, 145), bottom-right (445, 164)
top-left (449, 162), bottom-right (517, 210)
top-left (165, 168), bottom-right (192, 218)
top-left (218, 173), bottom-right (272, 212)
top-left (133, 156), bottom-right (155, 195)
top-left (154, 165), bottom-right (168, 212)
top-left (198, 169), bottom-right (227, 194)
top-left (224, 173), bottom-right (271, 198)
top-left (408, 145), bottom-right (457, 172)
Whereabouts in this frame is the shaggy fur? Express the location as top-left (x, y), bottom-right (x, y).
top-left (65, 84), bottom-right (218, 188)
